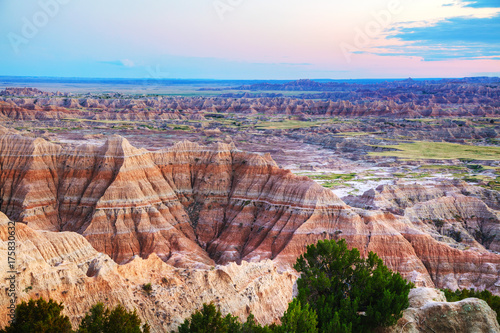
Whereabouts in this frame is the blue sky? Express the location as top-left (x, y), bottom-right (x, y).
top-left (0, 0), bottom-right (499, 79)
top-left (388, 14), bottom-right (500, 61)
top-left (464, 0), bottom-right (500, 7)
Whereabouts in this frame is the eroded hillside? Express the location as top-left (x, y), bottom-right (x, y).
top-left (0, 128), bottom-right (499, 296)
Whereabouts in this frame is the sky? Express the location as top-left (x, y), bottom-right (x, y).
top-left (0, 0), bottom-right (499, 79)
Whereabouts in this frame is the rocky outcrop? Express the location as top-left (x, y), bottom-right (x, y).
top-left (0, 131), bottom-right (350, 268)
top-left (0, 132), bottom-right (500, 293)
top-left (344, 182), bottom-right (500, 253)
top-left (379, 288), bottom-right (500, 333)
top-left (2, 217), bottom-right (498, 332)
top-left (0, 216), bottom-right (296, 332)
top-left (344, 181), bottom-right (500, 214)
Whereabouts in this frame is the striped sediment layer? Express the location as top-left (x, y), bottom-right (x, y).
top-left (0, 129), bottom-right (499, 294)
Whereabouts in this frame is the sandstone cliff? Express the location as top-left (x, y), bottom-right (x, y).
top-left (0, 215), bottom-right (295, 332)
top-left (344, 182), bottom-right (500, 253)
top-left (0, 132), bottom-right (499, 294)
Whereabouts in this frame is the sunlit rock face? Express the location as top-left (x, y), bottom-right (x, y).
top-left (0, 216), bottom-right (297, 332)
top-left (378, 288), bottom-right (500, 333)
top-left (0, 130), bottom-right (499, 295)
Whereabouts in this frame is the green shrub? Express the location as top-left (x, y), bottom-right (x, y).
top-left (0, 298), bottom-right (72, 333)
top-left (78, 303), bottom-right (150, 333)
top-left (1, 299), bottom-right (150, 333)
top-left (294, 239), bottom-right (413, 333)
top-left (178, 303), bottom-right (271, 333)
top-left (277, 299), bottom-right (318, 333)
top-left (239, 314), bottom-right (273, 333)
top-left (178, 303), bottom-right (240, 333)
top-left (142, 283), bottom-right (152, 294)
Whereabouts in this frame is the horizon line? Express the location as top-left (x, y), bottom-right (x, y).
top-left (1, 75), bottom-right (499, 82)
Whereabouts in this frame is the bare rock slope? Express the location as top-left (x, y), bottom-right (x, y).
top-left (1, 217), bottom-right (499, 332)
top-left (379, 287), bottom-right (500, 333)
top-left (0, 130), bottom-right (499, 294)
top-left (0, 215), bottom-right (295, 332)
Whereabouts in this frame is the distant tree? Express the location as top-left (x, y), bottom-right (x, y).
top-left (294, 239), bottom-right (413, 333)
top-left (277, 299), bottom-right (318, 333)
top-left (78, 303), bottom-right (150, 333)
top-left (0, 298), bottom-right (72, 333)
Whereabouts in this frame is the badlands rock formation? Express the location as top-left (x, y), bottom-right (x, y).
top-left (1, 215), bottom-right (499, 332)
top-left (291, 118), bottom-right (500, 155)
top-left (0, 129), bottom-right (499, 295)
top-left (1, 77), bottom-right (499, 120)
top-left (344, 182), bottom-right (500, 252)
top-left (0, 87), bottom-right (61, 97)
top-left (0, 214), bottom-right (295, 332)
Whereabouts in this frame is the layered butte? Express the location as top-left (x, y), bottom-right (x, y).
top-left (0, 128), bottom-right (499, 293)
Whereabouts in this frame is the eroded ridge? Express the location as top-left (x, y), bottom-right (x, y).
top-left (0, 129), bottom-right (499, 294)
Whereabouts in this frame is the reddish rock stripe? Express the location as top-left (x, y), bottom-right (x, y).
top-left (0, 132), bottom-right (499, 294)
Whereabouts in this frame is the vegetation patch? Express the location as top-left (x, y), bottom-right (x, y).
top-left (142, 282), bottom-right (153, 295)
top-left (485, 177), bottom-right (500, 191)
top-left (307, 173), bottom-right (356, 189)
top-left (178, 304), bottom-right (271, 333)
top-left (307, 173), bottom-right (356, 181)
top-left (170, 125), bottom-right (191, 131)
top-left (461, 174), bottom-right (495, 184)
top-left (256, 120), bottom-right (319, 130)
top-left (0, 298), bottom-right (150, 333)
top-left (393, 172), bottom-right (431, 179)
top-left (369, 142), bottom-right (500, 161)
